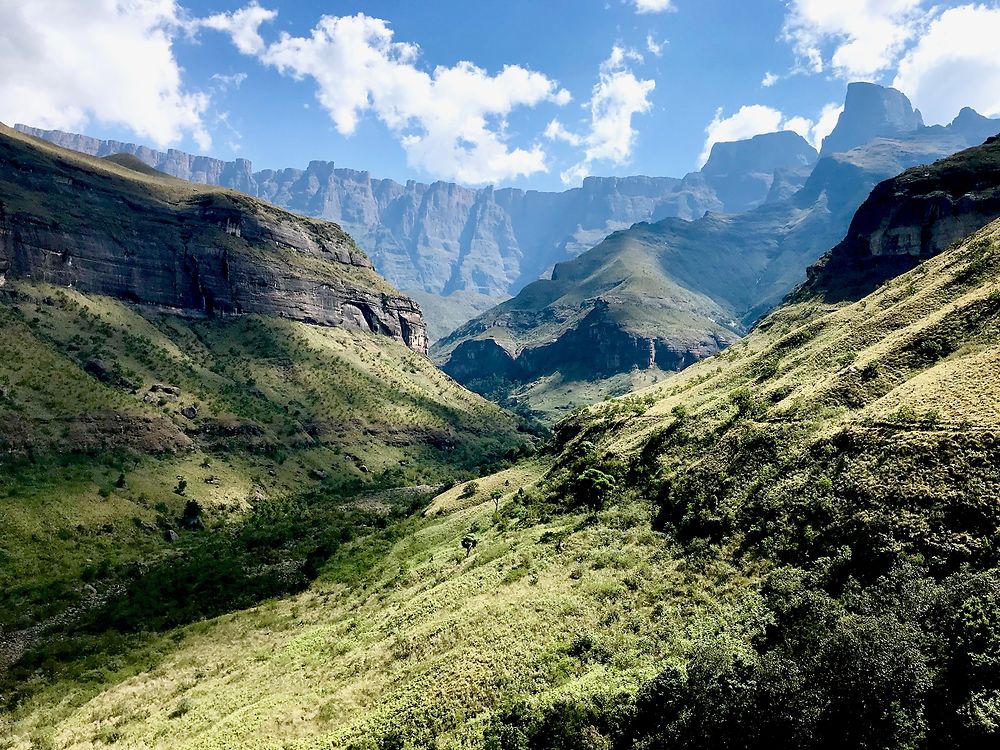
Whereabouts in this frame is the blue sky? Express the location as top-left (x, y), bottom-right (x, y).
top-left (2, 1), bottom-right (999, 191)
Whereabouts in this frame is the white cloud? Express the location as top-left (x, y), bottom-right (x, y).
top-left (544, 119), bottom-right (583, 147)
top-left (210, 72), bottom-right (248, 90)
top-left (893, 4), bottom-right (1000, 124)
top-left (699, 101), bottom-right (841, 164)
top-left (632, 0), bottom-right (676, 14)
top-left (199, 1), bottom-right (277, 55)
top-left (646, 34), bottom-right (666, 57)
top-left (0, 0), bottom-right (209, 149)
top-left (810, 102), bottom-right (845, 149)
top-left (209, 10), bottom-right (569, 185)
top-left (781, 0), bottom-right (925, 79)
top-left (550, 47), bottom-right (656, 184)
top-left (761, 72), bottom-right (779, 87)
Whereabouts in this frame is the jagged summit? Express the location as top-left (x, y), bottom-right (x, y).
top-left (820, 82), bottom-right (924, 156)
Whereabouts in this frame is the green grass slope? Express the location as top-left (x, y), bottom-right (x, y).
top-left (6, 218), bottom-right (1000, 748)
top-left (0, 282), bottom-right (528, 666)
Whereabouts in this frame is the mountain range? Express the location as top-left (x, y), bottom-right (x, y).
top-left (14, 112), bottom-right (818, 340)
top-left (5, 107), bottom-right (1000, 750)
top-left (433, 84), bottom-right (1000, 418)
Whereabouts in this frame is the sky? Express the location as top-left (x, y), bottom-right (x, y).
top-left (1, 0), bottom-right (999, 191)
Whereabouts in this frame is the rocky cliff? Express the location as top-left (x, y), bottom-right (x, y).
top-left (0, 125), bottom-right (428, 354)
top-left (820, 82), bottom-right (925, 156)
top-left (803, 135), bottom-right (1000, 301)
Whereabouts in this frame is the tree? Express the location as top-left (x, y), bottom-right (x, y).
top-left (461, 534), bottom-right (478, 558)
top-left (573, 468), bottom-right (617, 515)
top-left (491, 489), bottom-right (503, 512)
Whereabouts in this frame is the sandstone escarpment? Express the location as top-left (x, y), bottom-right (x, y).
top-left (804, 135), bottom-right (1000, 301)
top-left (0, 126), bottom-right (428, 354)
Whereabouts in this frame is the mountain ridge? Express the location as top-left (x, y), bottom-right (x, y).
top-left (0, 124), bottom-right (429, 354)
top-left (434, 91), bottom-right (1000, 418)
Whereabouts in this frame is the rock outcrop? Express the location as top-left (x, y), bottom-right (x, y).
top-left (803, 135), bottom-right (1000, 301)
top-left (820, 82), bottom-right (925, 156)
top-left (0, 125), bottom-right (428, 354)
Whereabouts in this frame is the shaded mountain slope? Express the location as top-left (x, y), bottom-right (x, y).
top-left (802, 135), bottom-right (1000, 301)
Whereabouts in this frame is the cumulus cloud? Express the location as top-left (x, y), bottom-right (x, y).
top-left (699, 101), bottom-right (841, 165)
top-left (761, 72), bottom-right (780, 87)
top-left (781, 0), bottom-right (925, 79)
top-left (632, 0), bottom-right (676, 14)
top-left (893, 4), bottom-right (1000, 123)
top-left (208, 10), bottom-right (570, 184)
top-left (0, 0), bottom-right (209, 148)
top-left (548, 47), bottom-right (656, 184)
top-left (199, 1), bottom-right (277, 55)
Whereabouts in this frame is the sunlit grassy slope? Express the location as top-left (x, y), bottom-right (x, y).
top-left (6, 220), bottom-right (998, 747)
top-left (0, 282), bottom-right (527, 636)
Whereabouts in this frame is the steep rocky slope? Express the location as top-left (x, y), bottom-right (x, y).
top-left (436, 91), bottom-right (1000, 418)
top-left (803, 135), bottom-right (1000, 301)
top-left (7, 151), bottom-right (1000, 750)
top-left (0, 125), bottom-right (428, 353)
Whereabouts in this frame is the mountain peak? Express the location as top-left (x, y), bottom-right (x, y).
top-left (820, 82), bottom-right (924, 157)
top-left (702, 130), bottom-right (817, 176)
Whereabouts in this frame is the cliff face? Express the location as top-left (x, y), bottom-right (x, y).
top-left (804, 135), bottom-right (1000, 302)
top-left (820, 82), bottom-right (925, 156)
top-left (0, 126), bottom-right (428, 354)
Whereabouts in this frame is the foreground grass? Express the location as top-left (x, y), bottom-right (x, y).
top-left (2, 460), bottom-right (755, 749)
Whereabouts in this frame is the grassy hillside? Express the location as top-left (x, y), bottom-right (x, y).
top-left (0, 281), bottom-right (529, 664)
top-left (5, 217), bottom-right (999, 747)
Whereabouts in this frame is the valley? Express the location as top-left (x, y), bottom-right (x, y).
top-left (2, 33), bottom-right (1000, 749)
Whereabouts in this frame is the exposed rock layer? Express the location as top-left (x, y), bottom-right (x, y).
top-left (13, 126), bottom-right (822, 304)
top-left (0, 126), bottom-right (428, 354)
top-left (804, 135), bottom-right (1000, 301)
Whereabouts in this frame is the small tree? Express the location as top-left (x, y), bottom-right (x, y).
top-left (461, 534), bottom-right (478, 558)
top-left (459, 481), bottom-right (479, 499)
top-left (573, 468), bottom-right (617, 515)
top-left (490, 489), bottom-right (503, 512)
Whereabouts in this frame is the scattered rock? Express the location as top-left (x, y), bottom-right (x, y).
top-left (310, 469), bottom-right (328, 480)
top-left (150, 383), bottom-right (181, 396)
top-left (82, 583), bottom-right (98, 597)
top-left (164, 529), bottom-right (180, 543)
top-left (180, 405), bottom-right (198, 420)
top-left (359, 465), bottom-right (370, 473)
top-left (83, 358), bottom-right (114, 383)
